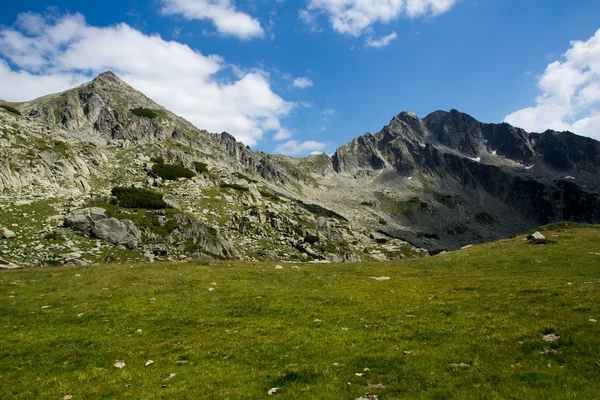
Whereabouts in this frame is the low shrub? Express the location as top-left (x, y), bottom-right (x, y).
top-left (131, 108), bottom-right (158, 119)
top-left (220, 182), bottom-right (249, 191)
top-left (111, 187), bottom-right (168, 209)
top-left (152, 163), bottom-right (195, 180)
top-left (0, 104), bottom-right (21, 116)
top-left (193, 161), bottom-right (209, 173)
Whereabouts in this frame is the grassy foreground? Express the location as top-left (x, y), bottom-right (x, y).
top-left (1, 225), bottom-right (600, 399)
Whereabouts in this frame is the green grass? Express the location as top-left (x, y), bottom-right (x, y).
top-left (374, 193), bottom-right (433, 216)
top-left (1, 225), bottom-right (600, 399)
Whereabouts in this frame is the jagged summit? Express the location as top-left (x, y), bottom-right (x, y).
top-left (94, 70), bottom-right (121, 82)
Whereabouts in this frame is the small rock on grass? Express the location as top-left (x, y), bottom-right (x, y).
top-left (145, 360), bottom-right (154, 367)
top-left (275, 265), bottom-right (283, 269)
top-left (41, 306), bottom-right (51, 309)
top-left (62, 396), bottom-right (73, 400)
top-left (450, 363), bottom-right (471, 369)
top-left (114, 361), bottom-right (125, 369)
top-left (542, 333), bottom-right (560, 342)
top-left (369, 277), bottom-right (391, 281)
top-left (268, 387), bottom-right (280, 395)
top-left (590, 319), bottom-right (597, 323)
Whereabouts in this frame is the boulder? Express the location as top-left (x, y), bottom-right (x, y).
top-left (2, 227), bottom-right (16, 239)
top-left (64, 207), bottom-right (107, 233)
top-left (528, 231), bottom-right (545, 240)
top-left (0, 257), bottom-right (21, 269)
top-left (92, 218), bottom-right (141, 249)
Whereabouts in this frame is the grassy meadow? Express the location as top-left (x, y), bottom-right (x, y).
top-left (1, 224), bottom-right (600, 399)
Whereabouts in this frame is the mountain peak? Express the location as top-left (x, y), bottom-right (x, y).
top-left (94, 70), bottom-right (122, 83)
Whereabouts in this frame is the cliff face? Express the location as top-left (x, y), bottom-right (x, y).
top-left (326, 109), bottom-right (600, 250)
top-left (1, 72), bottom-right (599, 269)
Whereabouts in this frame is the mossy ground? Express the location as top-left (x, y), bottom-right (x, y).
top-left (1, 225), bottom-right (600, 399)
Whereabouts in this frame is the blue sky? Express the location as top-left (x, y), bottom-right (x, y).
top-left (1, 0), bottom-right (600, 155)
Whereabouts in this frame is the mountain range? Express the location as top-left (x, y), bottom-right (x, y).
top-left (1, 71), bottom-right (599, 268)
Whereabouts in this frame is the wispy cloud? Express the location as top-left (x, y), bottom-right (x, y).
top-left (275, 140), bottom-right (328, 156)
top-left (365, 31), bottom-right (397, 48)
top-left (301, 0), bottom-right (457, 37)
top-left (293, 77), bottom-right (313, 88)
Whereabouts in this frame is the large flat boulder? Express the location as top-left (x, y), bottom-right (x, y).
top-left (91, 218), bottom-right (141, 249)
top-left (64, 207), bottom-right (108, 233)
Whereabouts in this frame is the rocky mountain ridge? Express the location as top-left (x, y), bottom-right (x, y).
top-left (1, 71), bottom-right (599, 268)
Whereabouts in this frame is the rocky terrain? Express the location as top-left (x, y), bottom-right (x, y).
top-left (1, 71), bottom-right (599, 268)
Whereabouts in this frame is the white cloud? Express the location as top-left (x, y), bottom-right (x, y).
top-left (0, 13), bottom-right (293, 147)
top-left (274, 128), bottom-right (293, 141)
top-left (161, 0), bottom-right (263, 40)
top-left (293, 77), bottom-right (313, 88)
top-left (275, 140), bottom-right (328, 156)
top-left (365, 31), bottom-right (397, 48)
top-left (505, 29), bottom-right (600, 141)
top-left (302, 0), bottom-right (457, 37)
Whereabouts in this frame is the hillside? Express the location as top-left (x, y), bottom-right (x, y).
top-left (1, 224), bottom-right (599, 398)
top-left (1, 71), bottom-right (599, 268)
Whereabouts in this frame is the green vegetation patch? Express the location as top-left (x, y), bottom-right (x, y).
top-left (131, 108), bottom-right (158, 118)
top-left (111, 187), bottom-right (168, 209)
top-left (375, 193), bottom-right (433, 216)
top-left (0, 103), bottom-right (21, 116)
top-left (193, 161), bottom-right (209, 174)
top-left (2, 225), bottom-right (600, 398)
top-left (152, 163), bottom-right (195, 181)
top-left (220, 182), bottom-right (249, 191)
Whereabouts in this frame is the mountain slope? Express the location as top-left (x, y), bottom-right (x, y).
top-left (0, 72), bottom-right (424, 267)
top-left (1, 72), bottom-right (599, 267)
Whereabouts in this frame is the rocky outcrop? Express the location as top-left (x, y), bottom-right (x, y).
top-left (172, 214), bottom-right (240, 260)
top-left (65, 207), bottom-right (141, 249)
top-left (92, 218), bottom-right (141, 250)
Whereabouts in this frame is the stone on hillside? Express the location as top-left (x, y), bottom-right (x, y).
top-left (64, 207), bottom-right (107, 233)
top-left (370, 276), bottom-right (391, 281)
top-left (2, 228), bottom-right (16, 239)
top-left (92, 218), bottom-right (141, 249)
top-left (529, 232), bottom-right (545, 240)
top-left (0, 257), bottom-right (21, 270)
top-left (15, 200), bottom-right (32, 206)
top-left (114, 361), bottom-right (125, 369)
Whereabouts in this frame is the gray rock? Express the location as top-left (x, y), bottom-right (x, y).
top-left (529, 232), bottom-right (545, 240)
top-left (2, 227), bottom-right (16, 239)
top-left (0, 257), bottom-right (21, 269)
top-left (64, 207), bottom-right (107, 233)
top-left (92, 218), bottom-right (141, 249)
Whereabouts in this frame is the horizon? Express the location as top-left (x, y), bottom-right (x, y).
top-left (1, 1), bottom-right (599, 155)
